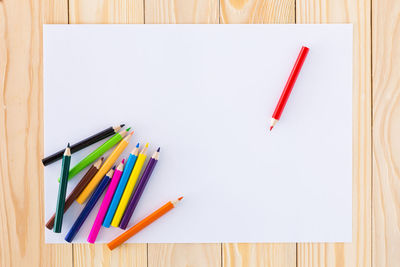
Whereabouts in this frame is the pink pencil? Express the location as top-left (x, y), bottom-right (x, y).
top-left (88, 159), bottom-right (125, 243)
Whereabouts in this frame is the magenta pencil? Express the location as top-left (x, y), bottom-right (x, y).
top-left (87, 160), bottom-right (125, 243)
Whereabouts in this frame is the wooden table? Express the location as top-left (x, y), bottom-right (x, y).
top-left (0, 0), bottom-right (398, 266)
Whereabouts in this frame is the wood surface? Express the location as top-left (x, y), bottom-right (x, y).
top-left (0, 0), bottom-right (398, 266)
top-left (372, 0), bottom-right (400, 266)
top-left (145, 0), bottom-right (219, 24)
top-left (0, 0), bottom-right (72, 266)
top-left (220, 0), bottom-right (294, 23)
top-left (296, 0), bottom-right (372, 267)
top-left (69, 0), bottom-right (144, 24)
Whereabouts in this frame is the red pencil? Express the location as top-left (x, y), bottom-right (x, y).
top-left (270, 46), bottom-right (309, 131)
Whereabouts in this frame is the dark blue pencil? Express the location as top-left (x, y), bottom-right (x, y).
top-left (65, 167), bottom-right (114, 243)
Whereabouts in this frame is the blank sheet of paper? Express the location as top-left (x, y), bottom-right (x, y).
top-left (43, 24), bottom-right (352, 243)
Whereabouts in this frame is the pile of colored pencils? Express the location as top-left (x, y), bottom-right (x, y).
top-left (44, 124), bottom-right (183, 249)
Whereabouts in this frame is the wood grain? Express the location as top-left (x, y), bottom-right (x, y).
top-left (45, 0), bottom-right (69, 23)
top-left (148, 243), bottom-right (221, 267)
top-left (145, 1), bottom-right (221, 266)
top-left (69, 0), bottom-right (144, 24)
top-left (220, 0), bottom-right (294, 24)
top-left (223, 243), bottom-right (295, 267)
top-left (145, 0), bottom-right (219, 24)
top-left (372, 0), bottom-right (400, 266)
top-left (296, 0), bottom-right (372, 266)
top-left (0, 0), bottom-right (72, 266)
top-left (220, 1), bottom-right (296, 266)
top-left (68, 1), bottom-right (146, 266)
top-left (74, 243), bottom-right (147, 266)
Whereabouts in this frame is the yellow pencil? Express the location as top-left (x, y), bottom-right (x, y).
top-left (111, 143), bottom-right (149, 227)
top-left (76, 132), bottom-right (134, 204)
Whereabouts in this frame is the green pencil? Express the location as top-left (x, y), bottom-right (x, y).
top-left (53, 144), bottom-right (71, 233)
top-left (59, 128), bottom-right (130, 181)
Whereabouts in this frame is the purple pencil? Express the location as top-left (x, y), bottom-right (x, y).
top-left (119, 148), bottom-right (160, 229)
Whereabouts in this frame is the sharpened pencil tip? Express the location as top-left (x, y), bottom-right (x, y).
top-left (129, 131), bottom-right (134, 136)
top-left (157, 147), bottom-right (160, 152)
top-left (120, 124), bottom-right (125, 128)
top-left (112, 165), bottom-right (116, 170)
top-left (178, 196), bottom-right (183, 201)
top-left (64, 143), bottom-right (71, 156)
top-left (145, 143), bottom-right (149, 148)
top-left (269, 126), bottom-right (273, 131)
top-left (126, 127), bottom-right (131, 131)
top-left (136, 143), bottom-right (140, 148)
top-left (121, 159), bottom-right (125, 164)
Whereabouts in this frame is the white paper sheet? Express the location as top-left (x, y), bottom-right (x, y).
top-left (43, 24), bottom-right (352, 243)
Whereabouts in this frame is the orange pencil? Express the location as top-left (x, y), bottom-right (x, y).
top-left (107, 197), bottom-right (183, 250)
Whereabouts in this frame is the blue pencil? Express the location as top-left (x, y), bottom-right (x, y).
top-left (65, 168), bottom-right (114, 243)
top-left (103, 144), bottom-right (139, 227)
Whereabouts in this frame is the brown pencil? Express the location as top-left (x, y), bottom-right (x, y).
top-left (45, 157), bottom-right (104, 230)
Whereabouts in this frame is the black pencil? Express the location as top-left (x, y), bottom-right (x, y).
top-left (42, 124), bottom-right (124, 166)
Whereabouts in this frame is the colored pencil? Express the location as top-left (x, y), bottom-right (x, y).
top-left (87, 160), bottom-right (125, 243)
top-left (46, 157), bottom-right (104, 230)
top-left (270, 46), bottom-right (309, 131)
top-left (119, 147), bottom-right (160, 229)
top-left (65, 168), bottom-right (114, 243)
top-left (103, 143), bottom-right (140, 228)
top-left (107, 197), bottom-right (183, 250)
top-left (59, 128), bottom-right (129, 181)
top-left (111, 143), bottom-right (149, 227)
top-left (42, 124), bottom-right (124, 166)
top-left (76, 131), bottom-right (134, 204)
top-left (53, 144), bottom-right (72, 233)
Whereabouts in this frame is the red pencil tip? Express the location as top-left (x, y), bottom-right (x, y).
top-left (178, 196), bottom-right (184, 201)
top-left (270, 126), bottom-right (273, 131)
top-left (121, 159), bottom-right (125, 164)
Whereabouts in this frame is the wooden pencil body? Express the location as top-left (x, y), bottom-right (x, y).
top-left (42, 126), bottom-right (118, 166)
top-left (76, 133), bottom-right (132, 204)
top-left (111, 152), bottom-right (147, 227)
top-left (108, 201), bottom-right (174, 250)
top-left (53, 148), bottom-right (71, 233)
top-left (45, 158), bottom-right (102, 229)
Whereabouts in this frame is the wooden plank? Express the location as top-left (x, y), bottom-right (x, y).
top-left (220, 0), bottom-right (294, 24)
top-left (223, 243), bottom-right (295, 267)
top-left (220, 1), bottom-right (296, 266)
top-left (145, 0), bottom-right (219, 24)
top-left (145, 1), bottom-right (220, 266)
top-left (74, 244), bottom-right (147, 266)
top-left (296, 0), bottom-right (371, 266)
top-left (0, 0), bottom-right (72, 266)
top-left (45, 0), bottom-right (69, 23)
top-left (68, 1), bottom-right (146, 266)
top-left (69, 0), bottom-right (144, 24)
top-left (149, 244), bottom-right (221, 267)
top-left (372, 0), bottom-right (400, 266)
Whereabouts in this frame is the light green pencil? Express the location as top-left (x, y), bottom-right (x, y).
top-left (59, 128), bottom-right (130, 181)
